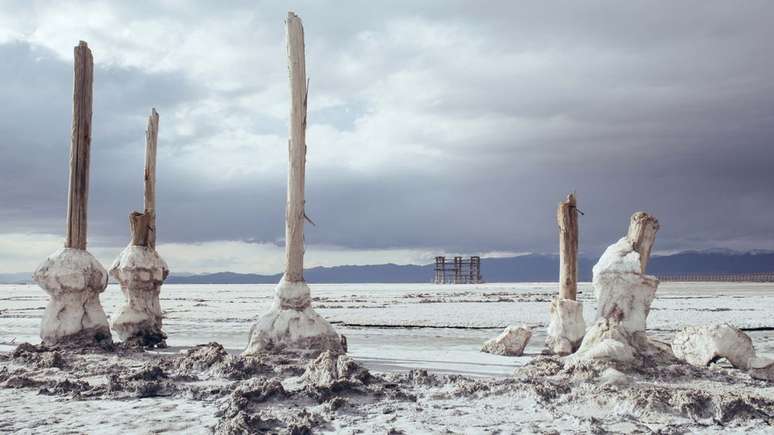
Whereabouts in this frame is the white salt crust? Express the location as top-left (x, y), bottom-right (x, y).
top-left (568, 237), bottom-right (660, 364)
top-left (672, 323), bottom-right (755, 369)
top-left (244, 278), bottom-right (344, 355)
top-left (33, 247), bottom-right (111, 345)
top-left (109, 245), bottom-right (169, 344)
top-left (545, 298), bottom-right (586, 355)
top-left (481, 325), bottom-right (532, 356)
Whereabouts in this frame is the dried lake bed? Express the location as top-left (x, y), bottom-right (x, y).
top-left (1, 282), bottom-right (773, 433)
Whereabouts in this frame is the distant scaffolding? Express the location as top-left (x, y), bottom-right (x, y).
top-left (434, 256), bottom-right (483, 284)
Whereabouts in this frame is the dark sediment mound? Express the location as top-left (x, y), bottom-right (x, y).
top-left (11, 342), bottom-right (66, 369)
top-left (3, 340), bottom-right (772, 433)
top-left (512, 355), bottom-right (774, 427)
top-left (176, 342), bottom-right (273, 380)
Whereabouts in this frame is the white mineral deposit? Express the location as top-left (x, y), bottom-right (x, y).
top-left (568, 212), bottom-right (668, 365)
top-left (672, 323), bottom-right (755, 369)
top-left (481, 325), bottom-right (532, 356)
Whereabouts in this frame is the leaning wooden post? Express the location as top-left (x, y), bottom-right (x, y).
top-left (245, 12), bottom-right (343, 356)
top-left (109, 108), bottom-right (169, 347)
top-left (558, 193), bottom-right (578, 300)
top-left (545, 193), bottom-right (586, 355)
top-left (33, 41), bottom-right (112, 346)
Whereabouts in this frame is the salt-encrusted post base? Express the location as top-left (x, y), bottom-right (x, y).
top-left (567, 236), bottom-right (671, 366)
top-left (593, 237), bottom-right (658, 332)
top-left (244, 278), bottom-right (344, 356)
top-left (109, 245), bottom-right (169, 347)
top-left (33, 248), bottom-right (111, 346)
top-left (545, 298), bottom-right (586, 355)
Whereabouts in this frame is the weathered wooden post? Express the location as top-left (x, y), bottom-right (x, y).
top-left (558, 193), bottom-right (578, 300)
top-left (33, 41), bottom-right (112, 346)
top-left (245, 12), bottom-right (343, 355)
top-left (545, 193), bottom-right (586, 355)
top-left (109, 109), bottom-right (169, 347)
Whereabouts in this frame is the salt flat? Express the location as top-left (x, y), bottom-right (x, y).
top-left (1, 282), bottom-right (772, 377)
top-left (1, 282), bottom-right (773, 434)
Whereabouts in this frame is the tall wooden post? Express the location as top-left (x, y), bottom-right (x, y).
top-left (626, 212), bottom-right (660, 273)
top-left (128, 109), bottom-right (159, 248)
top-left (65, 41), bottom-right (93, 250)
top-left (244, 13), bottom-right (343, 355)
top-left (284, 12), bottom-right (306, 283)
top-left (144, 108), bottom-right (159, 248)
top-left (34, 40), bottom-right (111, 346)
top-left (557, 193), bottom-right (578, 300)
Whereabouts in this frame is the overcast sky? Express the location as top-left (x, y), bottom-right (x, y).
top-left (1, 1), bottom-right (773, 274)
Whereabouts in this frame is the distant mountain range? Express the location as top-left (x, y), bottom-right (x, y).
top-left (3, 249), bottom-right (770, 284)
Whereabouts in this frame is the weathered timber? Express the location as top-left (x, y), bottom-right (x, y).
top-left (284, 11), bottom-right (307, 282)
top-left (557, 193), bottom-right (579, 300)
top-left (127, 109), bottom-right (159, 248)
top-left (144, 108), bottom-right (159, 248)
top-left (128, 211), bottom-right (153, 246)
top-left (65, 41), bottom-right (93, 250)
top-left (626, 211), bottom-right (660, 273)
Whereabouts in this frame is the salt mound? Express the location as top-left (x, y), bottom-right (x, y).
top-left (672, 324), bottom-right (755, 369)
top-left (481, 325), bottom-right (532, 356)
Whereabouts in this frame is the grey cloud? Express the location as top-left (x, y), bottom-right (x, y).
top-left (2, 1), bottom-right (774, 261)
top-left (0, 41), bottom-right (200, 243)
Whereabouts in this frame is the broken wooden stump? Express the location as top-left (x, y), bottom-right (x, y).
top-left (109, 108), bottom-right (169, 347)
top-left (33, 41), bottom-right (111, 346)
top-left (567, 211), bottom-right (673, 367)
top-left (244, 12), bottom-right (343, 356)
top-left (546, 193), bottom-right (586, 355)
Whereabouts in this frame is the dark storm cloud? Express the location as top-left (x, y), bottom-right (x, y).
top-left (2, 1), bottom-right (774, 260)
top-left (0, 41), bottom-right (199, 243)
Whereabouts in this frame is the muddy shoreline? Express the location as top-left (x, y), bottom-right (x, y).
top-left (1, 341), bottom-right (773, 434)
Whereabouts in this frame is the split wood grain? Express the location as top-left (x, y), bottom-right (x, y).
top-left (65, 41), bottom-right (93, 250)
top-left (557, 193), bottom-right (579, 300)
top-left (284, 12), bottom-right (307, 282)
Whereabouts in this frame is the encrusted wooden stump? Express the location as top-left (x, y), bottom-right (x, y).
top-left (33, 41), bottom-right (111, 347)
top-left (109, 108), bottom-right (169, 347)
top-left (245, 12), bottom-right (343, 356)
top-left (567, 212), bottom-right (671, 366)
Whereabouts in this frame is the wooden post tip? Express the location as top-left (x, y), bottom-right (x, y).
top-left (287, 11), bottom-right (302, 23)
top-left (77, 40), bottom-right (88, 48)
top-left (630, 211), bottom-right (660, 230)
